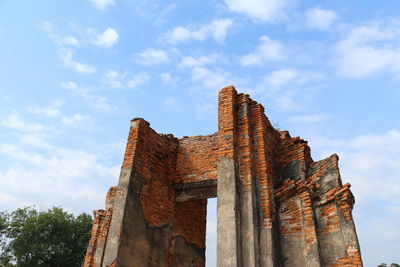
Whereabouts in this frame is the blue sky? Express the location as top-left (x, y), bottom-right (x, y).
top-left (1, 0), bottom-right (400, 266)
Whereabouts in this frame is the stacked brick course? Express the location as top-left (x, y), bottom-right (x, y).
top-left (83, 85), bottom-right (362, 267)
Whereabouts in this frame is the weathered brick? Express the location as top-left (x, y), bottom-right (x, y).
top-left (83, 86), bottom-right (363, 267)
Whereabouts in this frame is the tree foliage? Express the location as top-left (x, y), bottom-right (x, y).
top-left (378, 264), bottom-right (400, 267)
top-left (0, 207), bottom-right (92, 267)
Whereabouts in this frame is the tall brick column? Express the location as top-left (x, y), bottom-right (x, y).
top-left (217, 86), bottom-right (241, 266)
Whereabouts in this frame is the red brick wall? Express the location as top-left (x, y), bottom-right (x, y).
top-left (218, 85), bottom-right (237, 159)
top-left (172, 200), bottom-right (207, 248)
top-left (329, 246), bottom-right (362, 267)
top-left (83, 186), bottom-right (117, 267)
top-left (176, 134), bottom-right (218, 183)
top-left (276, 135), bottom-right (312, 170)
top-left (236, 94), bottom-right (254, 189)
top-left (249, 100), bottom-right (280, 228)
top-left (124, 119), bottom-right (179, 227)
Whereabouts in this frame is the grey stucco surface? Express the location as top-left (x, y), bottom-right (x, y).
top-left (217, 157), bottom-right (241, 267)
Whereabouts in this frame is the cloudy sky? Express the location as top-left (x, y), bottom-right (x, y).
top-left (1, 0), bottom-right (400, 266)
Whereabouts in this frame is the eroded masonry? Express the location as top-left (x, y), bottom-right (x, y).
top-left (83, 86), bottom-right (362, 267)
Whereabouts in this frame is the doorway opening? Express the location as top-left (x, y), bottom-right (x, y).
top-left (206, 197), bottom-right (217, 267)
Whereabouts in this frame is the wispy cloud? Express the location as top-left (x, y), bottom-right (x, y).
top-left (305, 7), bottom-right (338, 31)
top-left (22, 100), bottom-right (92, 128)
top-left (61, 113), bottom-right (91, 126)
top-left (254, 68), bottom-right (322, 110)
top-left (40, 21), bottom-right (79, 46)
top-left (59, 48), bottom-right (97, 74)
top-left (87, 28), bottom-right (119, 48)
top-left (27, 100), bottom-right (63, 118)
top-left (134, 48), bottom-right (171, 65)
top-left (313, 130), bottom-right (400, 203)
top-left (224, 0), bottom-right (293, 22)
top-left (20, 134), bottom-right (54, 150)
top-left (257, 68), bottom-right (322, 91)
top-left (334, 20), bottom-right (400, 78)
top-left (126, 73), bottom-right (149, 89)
top-left (162, 19), bottom-right (233, 44)
top-left (60, 81), bottom-right (114, 111)
top-left (178, 54), bottom-right (223, 68)
top-left (102, 70), bottom-right (149, 89)
top-left (89, 0), bottom-right (115, 10)
top-left (0, 144), bottom-right (120, 213)
top-left (262, 68), bottom-right (299, 89)
top-left (160, 73), bottom-right (179, 85)
top-left (40, 22), bottom-right (119, 48)
top-left (1, 112), bottom-right (44, 132)
top-left (163, 97), bottom-right (183, 112)
top-left (191, 67), bottom-right (233, 93)
top-left (240, 35), bottom-right (284, 66)
top-left (290, 114), bottom-right (328, 123)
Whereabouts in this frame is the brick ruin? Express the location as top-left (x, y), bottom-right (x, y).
top-left (83, 86), bottom-right (363, 267)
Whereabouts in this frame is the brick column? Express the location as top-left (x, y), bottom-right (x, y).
top-left (217, 85), bottom-right (241, 267)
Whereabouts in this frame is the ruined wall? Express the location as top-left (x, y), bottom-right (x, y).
top-left (83, 85), bottom-right (362, 267)
top-left (176, 134), bottom-right (218, 183)
top-left (83, 187), bottom-right (116, 267)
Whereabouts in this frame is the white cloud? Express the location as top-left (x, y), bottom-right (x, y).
top-left (127, 73), bottom-right (150, 89)
top-left (89, 28), bottom-right (119, 48)
top-left (224, 0), bottom-right (292, 22)
top-left (61, 81), bottom-right (114, 112)
top-left (290, 114), bottom-right (328, 123)
top-left (312, 130), bottom-right (400, 202)
top-left (0, 144), bottom-right (120, 213)
top-left (191, 67), bottom-right (232, 92)
top-left (162, 19), bottom-right (233, 44)
top-left (263, 68), bottom-right (298, 89)
top-left (20, 134), bottom-right (53, 150)
top-left (258, 68), bottom-right (322, 91)
top-left (89, 0), bottom-right (115, 10)
top-left (334, 21), bottom-right (400, 78)
top-left (40, 21), bottom-right (79, 46)
top-left (160, 73), bottom-right (173, 84)
top-left (135, 48), bottom-right (171, 65)
top-left (41, 22), bottom-right (119, 48)
top-left (305, 8), bottom-right (338, 31)
top-left (102, 70), bottom-right (149, 89)
top-left (60, 81), bottom-right (78, 90)
top-left (103, 70), bottom-right (124, 88)
top-left (254, 68), bottom-right (322, 110)
top-left (163, 97), bottom-right (181, 111)
top-left (240, 35), bottom-right (284, 66)
top-left (1, 112), bottom-right (44, 132)
top-left (27, 100), bottom-right (63, 118)
top-left (59, 48), bottom-right (96, 74)
top-left (62, 113), bottom-right (91, 126)
top-left (275, 90), bottom-right (298, 110)
top-left (179, 54), bottom-right (221, 68)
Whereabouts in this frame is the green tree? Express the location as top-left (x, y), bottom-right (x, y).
top-left (0, 207), bottom-right (92, 267)
top-left (378, 264), bottom-right (400, 267)
top-left (0, 211), bottom-right (14, 267)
